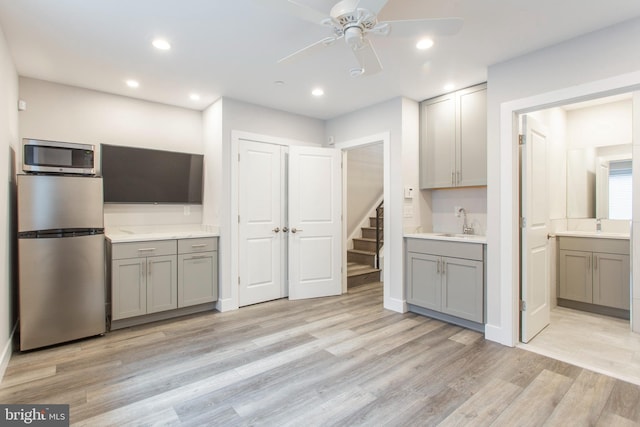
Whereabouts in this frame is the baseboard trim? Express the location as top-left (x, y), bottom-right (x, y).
top-left (484, 323), bottom-right (513, 347)
top-left (110, 303), bottom-right (216, 330)
top-left (384, 296), bottom-right (406, 313)
top-left (0, 323), bottom-right (17, 383)
top-left (216, 298), bottom-right (238, 312)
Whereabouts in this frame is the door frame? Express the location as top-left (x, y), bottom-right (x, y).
top-left (230, 130), bottom-right (321, 309)
top-left (334, 132), bottom-right (390, 296)
top-left (498, 72), bottom-right (640, 346)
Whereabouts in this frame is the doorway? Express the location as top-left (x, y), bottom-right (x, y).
top-left (518, 93), bottom-right (639, 383)
top-left (343, 142), bottom-right (384, 289)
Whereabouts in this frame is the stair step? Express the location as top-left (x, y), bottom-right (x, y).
top-left (361, 227), bottom-right (384, 239)
top-left (369, 216), bottom-right (383, 227)
top-left (347, 249), bottom-right (376, 267)
top-left (353, 237), bottom-right (382, 252)
top-left (347, 262), bottom-right (381, 287)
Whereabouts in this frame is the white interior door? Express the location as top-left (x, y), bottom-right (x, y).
top-left (288, 146), bottom-right (342, 300)
top-left (520, 115), bottom-right (551, 343)
top-left (238, 141), bottom-right (286, 306)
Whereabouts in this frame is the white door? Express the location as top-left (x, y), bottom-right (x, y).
top-left (238, 141), bottom-right (286, 306)
top-left (288, 146), bottom-right (342, 300)
top-left (520, 115), bottom-right (551, 343)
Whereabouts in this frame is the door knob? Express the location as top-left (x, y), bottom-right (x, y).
top-left (273, 227), bottom-right (280, 233)
top-left (291, 228), bottom-right (303, 233)
top-left (282, 227), bottom-right (289, 232)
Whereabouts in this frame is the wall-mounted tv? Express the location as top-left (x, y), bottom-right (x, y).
top-left (101, 144), bottom-right (203, 204)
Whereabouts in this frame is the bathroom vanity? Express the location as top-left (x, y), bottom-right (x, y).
top-left (556, 231), bottom-right (630, 319)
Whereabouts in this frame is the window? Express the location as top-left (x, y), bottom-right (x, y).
top-left (608, 160), bottom-right (632, 219)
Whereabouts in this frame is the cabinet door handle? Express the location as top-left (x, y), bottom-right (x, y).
top-left (291, 228), bottom-right (303, 233)
top-left (451, 171), bottom-right (455, 186)
top-left (148, 261), bottom-right (152, 276)
top-left (141, 261), bottom-right (145, 280)
top-left (442, 261), bottom-right (446, 276)
top-left (587, 257), bottom-right (590, 271)
top-left (436, 259), bottom-right (440, 274)
top-left (594, 255), bottom-right (598, 270)
top-left (457, 171), bottom-right (461, 184)
top-left (138, 248), bottom-right (156, 252)
top-left (191, 243), bottom-right (208, 248)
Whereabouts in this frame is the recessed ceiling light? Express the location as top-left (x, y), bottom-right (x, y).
top-left (190, 93), bottom-right (201, 101)
top-left (312, 88), bottom-right (324, 97)
top-left (274, 80), bottom-right (285, 86)
top-left (443, 83), bottom-right (455, 91)
top-left (152, 38), bottom-right (171, 50)
top-left (416, 38), bottom-right (434, 50)
top-left (126, 79), bottom-right (139, 88)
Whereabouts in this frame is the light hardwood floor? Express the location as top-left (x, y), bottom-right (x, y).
top-left (520, 306), bottom-right (640, 386)
top-left (1, 282), bottom-right (640, 426)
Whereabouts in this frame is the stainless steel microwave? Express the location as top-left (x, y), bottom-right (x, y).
top-left (22, 139), bottom-right (96, 175)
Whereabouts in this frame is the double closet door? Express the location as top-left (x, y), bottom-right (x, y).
top-left (238, 140), bottom-right (342, 306)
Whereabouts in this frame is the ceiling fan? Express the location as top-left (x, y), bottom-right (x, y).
top-left (271, 0), bottom-right (463, 77)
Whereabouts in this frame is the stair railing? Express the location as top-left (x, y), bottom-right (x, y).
top-left (375, 201), bottom-right (383, 269)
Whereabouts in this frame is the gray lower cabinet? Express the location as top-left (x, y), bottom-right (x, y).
top-left (111, 240), bottom-right (178, 320)
top-left (558, 236), bottom-right (630, 311)
top-left (406, 238), bottom-right (484, 324)
top-left (110, 236), bottom-right (218, 323)
top-left (178, 237), bottom-right (218, 307)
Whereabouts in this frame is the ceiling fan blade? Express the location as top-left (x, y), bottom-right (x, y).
top-left (278, 36), bottom-right (339, 63)
top-left (351, 39), bottom-right (382, 76)
top-left (383, 17), bottom-right (463, 37)
top-left (357, 0), bottom-right (389, 14)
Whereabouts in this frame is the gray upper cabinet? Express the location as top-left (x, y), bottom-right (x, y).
top-left (420, 83), bottom-right (487, 189)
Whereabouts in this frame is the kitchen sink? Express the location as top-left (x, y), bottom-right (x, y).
top-left (437, 233), bottom-right (479, 238)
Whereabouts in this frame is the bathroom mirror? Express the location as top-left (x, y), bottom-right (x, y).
top-left (566, 144), bottom-right (632, 219)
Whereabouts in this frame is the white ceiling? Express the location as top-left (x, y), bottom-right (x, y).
top-left (1, 0), bottom-right (639, 120)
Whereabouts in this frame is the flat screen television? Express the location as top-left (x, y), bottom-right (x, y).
top-left (101, 144), bottom-right (203, 204)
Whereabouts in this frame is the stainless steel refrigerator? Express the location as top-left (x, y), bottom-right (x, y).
top-left (17, 174), bottom-right (106, 350)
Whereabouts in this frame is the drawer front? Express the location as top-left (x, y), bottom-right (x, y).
top-left (558, 236), bottom-right (629, 255)
top-left (112, 240), bottom-right (177, 260)
top-left (178, 237), bottom-right (218, 254)
top-left (405, 238), bottom-right (483, 261)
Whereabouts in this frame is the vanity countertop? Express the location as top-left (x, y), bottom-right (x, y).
top-left (106, 224), bottom-right (220, 243)
top-left (405, 232), bottom-right (487, 244)
top-left (553, 230), bottom-right (629, 240)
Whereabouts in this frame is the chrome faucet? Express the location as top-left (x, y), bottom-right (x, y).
top-left (458, 207), bottom-right (474, 235)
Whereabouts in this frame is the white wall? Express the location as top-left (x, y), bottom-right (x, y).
top-left (0, 24), bottom-right (19, 379)
top-left (566, 100), bottom-right (632, 149)
top-left (431, 188), bottom-right (487, 235)
top-left (486, 17), bottom-right (640, 346)
top-left (203, 97), bottom-right (325, 311)
top-left (326, 96), bottom-right (421, 311)
top-left (18, 78), bottom-right (204, 227)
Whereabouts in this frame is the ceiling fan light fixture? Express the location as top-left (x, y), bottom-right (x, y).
top-left (126, 79), bottom-right (139, 88)
top-left (312, 88), bottom-right (324, 97)
top-left (416, 38), bottom-right (434, 50)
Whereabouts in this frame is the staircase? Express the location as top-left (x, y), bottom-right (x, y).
top-left (347, 203), bottom-right (383, 287)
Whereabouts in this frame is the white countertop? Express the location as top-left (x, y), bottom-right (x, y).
top-left (106, 224), bottom-right (220, 243)
top-left (553, 230), bottom-right (629, 240)
top-left (405, 232), bottom-right (487, 244)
